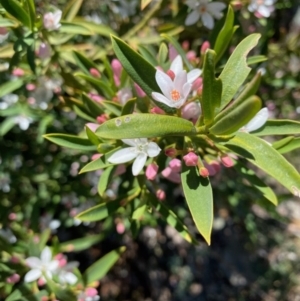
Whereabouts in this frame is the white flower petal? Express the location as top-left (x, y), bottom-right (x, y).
top-left (132, 153), bottom-right (147, 176)
top-left (201, 12), bottom-right (214, 29)
top-left (170, 55), bottom-right (183, 75)
top-left (207, 2), bottom-right (226, 18)
top-left (152, 92), bottom-right (176, 107)
top-left (258, 6), bottom-right (271, 17)
top-left (26, 257), bottom-right (42, 268)
top-left (108, 147), bottom-right (137, 164)
top-left (41, 246), bottom-right (52, 263)
top-left (155, 70), bottom-right (173, 97)
top-left (187, 69), bottom-right (202, 84)
top-left (24, 269), bottom-right (42, 282)
top-left (185, 10), bottom-right (200, 26)
top-left (62, 272), bottom-right (78, 285)
top-left (244, 108), bottom-right (269, 132)
top-left (122, 139), bottom-right (137, 147)
top-left (174, 71), bottom-right (188, 94)
top-left (86, 123), bottom-right (99, 133)
top-left (182, 83), bottom-right (192, 98)
top-left (146, 142), bottom-right (161, 157)
top-left (48, 260), bottom-right (59, 272)
top-left (54, 10), bottom-right (62, 23)
top-left (185, 0), bottom-right (198, 9)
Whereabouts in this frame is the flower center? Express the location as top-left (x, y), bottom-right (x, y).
top-left (170, 89), bottom-right (181, 102)
top-left (200, 5), bottom-right (207, 13)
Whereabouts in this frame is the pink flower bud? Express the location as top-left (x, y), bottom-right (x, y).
top-left (89, 68), bottom-right (101, 78)
top-left (220, 155), bottom-right (234, 168)
top-left (161, 167), bottom-right (181, 184)
top-left (26, 83), bottom-right (36, 91)
top-left (201, 41), bottom-right (210, 55)
top-left (156, 189), bottom-right (166, 201)
top-left (134, 83), bottom-right (146, 97)
top-left (12, 68), bottom-right (24, 77)
top-left (168, 44), bottom-right (178, 61)
top-left (10, 256), bottom-right (20, 264)
top-left (38, 43), bottom-right (51, 59)
top-left (150, 107), bottom-right (165, 114)
top-left (191, 77), bottom-right (203, 91)
top-left (165, 148), bottom-right (177, 158)
top-left (146, 163), bottom-right (159, 180)
top-left (6, 273), bottom-right (20, 284)
top-left (86, 123), bottom-right (99, 133)
top-left (86, 287), bottom-right (98, 297)
top-left (91, 154), bottom-right (102, 161)
top-left (116, 222), bottom-right (125, 234)
top-left (166, 70), bottom-right (175, 80)
top-left (183, 152), bottom-right (198, 166)
top-left (181, 102), bottom-right (201, 122)
top-left (210, 160), bottom-right (221, 174)
top-left (38, 278), bottom-right (46, 286)
top-left (8, 213), bottom-right (17, 220)
top-left (0, 27), bottom-right (8, 35)
top-left (111, 59), bottom-right (122, 86)
top-left (186, 50), bottom-right (196, 62)
top-left (200, 167), bottom-right (209, 177)
top-left (203, 162), bottom-right (216, 176)
top-left (169, 158), bottom-right (181, 173)
top-left (96, 114), bottom-right (108, 124)
top-left (88, 93), bottom-right (103, 102)
top-left (182, 40), bottom-right (189, 51)
top-left (114, 164), bottom-right (126, 176)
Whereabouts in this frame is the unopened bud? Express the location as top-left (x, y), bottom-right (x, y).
top-left (96, 114), bottom-right (108, 124)
top-left (192, 77), bottom-right (203, 91)
top-left (200, 167), bottom-right (209, 177)
top-left (134, 83), bottom-right (146, 97)
top-left (183, 152), bottom-right (198, 166)
top-left (150, 107), bottom-right (165, 114)
top-left (165, 148), bottom-right (177, 158)
top-left (6, 273), bottom-right (20, 284)
top-left (146, 163), bottom-right (159, 181)
top-left (89, 68), bottom-right (101, 78)
top-left (166, 70), bottom-right (175, 80)
top-left (156, 189), bottom-right (166, 201)
top-left (186, 50), bottom-right (197, 62)
top-left (201, 41), bottom-right (210, 55)
top-left (169, 158), bottom-right (181, 173)
top-left (220, 155), bottom-right (234, 168)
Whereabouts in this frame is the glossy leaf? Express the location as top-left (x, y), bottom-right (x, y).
top-left (98, 165), bottom-right (116, 197)
top-left (59, 235), bottom-right (104, 252)
top-left (247, 55), bottom-right (268, 65)
top-left (121, 98), bottom-right (136, 115)
top-left (201, 49), bottom-right (222, 125)
top-left (82, 93), bottom-right (104, 117)
top-left (149, 195), bottom-right (196, 244)
top-left (63, 0), bottom-right (83, 21)
top-left (83, 247), bottom-right (126, 285)
top-left (95, 114), bottom-right (196, 139)
top-left (101, 101), bottom-right (122, 116)
top-left (26, 0), bottom-right (36, 30)
top-left (60, 21), bottom-right (93, 35)
top-left (209, 96), bottom-right (262, 136)
top-left (273, 137), bottom-right (300, 154)
top-left (73, 51), bottom-right (99, 74)
top-left (157, 42), bottom-right (168, 66)
top-left (224, 132), bottom-right (300, 197)
top-left (218, 34), bottom-right (261, 111)
top-left (0, 79), bottom-right (23, 98)
top-left (43, 134), bottom-right (97, 151)
top-left (0, 0), bottom-right (31, 28)
top-left (252, 120), bottom-right (300, 136)
top-left (181, 165), bottom-right (213, 245)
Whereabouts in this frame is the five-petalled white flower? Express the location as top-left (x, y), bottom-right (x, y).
top-left (152, 69), bottom-right (192, 109)
top-left (24, 246), bottom-right (59, 283)
top-left (108, 139), bottom-right (161, 176)
top-left (239, 107), bottom-right (269, 133)
top-left (170, 55), bottom-right (202, 84)
top-left (185, 0), bottom-right (226, 29)
top-left (43, 10), bottom-right (62, 31)
top-left (248, 0), bottom-right (276, 18)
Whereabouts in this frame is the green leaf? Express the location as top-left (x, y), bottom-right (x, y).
top-left (63, 0), bottom-right (83, 21)
top-left (223, 132), bottom-right (300, 197)
top-left (201, 49), bottom-right (222, 125)
top-left (0, 79), bottom-right (23, 98)
top-left (73, 105), bottom-right (96, 122)
top-left (74, 20), bottom-right (117, 37)
top-left (25, 0), bottom-right (35, 30)
top-left (273, 137), bottom-right (300, 154)
top-left (83, 247), bottom-right (126, 285)
top-left (141, 0), bottom-right (152, 10)
top-left (247, 55), bottom-right (268, 65)
top-left (0, 117), bottom-right (17, 136)
top-left (214, 5), bottom-right (236, 63)
top-left (73, 51), bottom-right (99, 74)
top-left (96, 114), bottom-right (196, 139)
top-left (0, 17), bottom-right (19, 27)
top-left (76, 199), bottom-right (121, 222)
top-left (59, 235), bottom-right (104, 252)
top-left (82, 93), bottom-right (104, 117)
top-left (101, 101), bottom-right (122, 116)
top-left (98, 165), bottom-right (116, 197)
top-left (149, 195), bottom-right (196, 244)
top-left (157, 42), bottom-right (168, 66)
top-left (233, 161), bottom-right (278, 205)
top-left (46, 278), bottom-right (77, 301)
top-left (59, 21), bottom-right (93, 35)
top-left (209, 96), bottom-right (262, 136)
top-left (0, 0), bottom-right (31, 28)
top-left (121, 98), bottom-right (136, 115)
top-left (43, 134), bottom-right (97, 151)
top-left (252, 120), bottom-right (300, 136)
top-left (218, 34), bottom-right (261, 111)
top-left (181, 165), bottom-right (213, 245)
top-left (85, 125), bottom-right (101, 145)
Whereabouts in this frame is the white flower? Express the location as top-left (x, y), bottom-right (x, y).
top-left (117, 87), bottom-right (133, 105)
top-left (57, 262), bottom-right (79, 285)
top-left (108, 139), bottom-right (161, 176)
top-left (77, 287), bottom-right (100, 301)
top-left (43, 10), bottom-right (62, 31)
top-left (0, 94), bottom-right (18, 110)
top-left (239, 107), bottom-right (269, 133)
top-left (170, 55), bottom-right (202, 84)
top-left (152, 69), bottom-right (192, 108)
top-left (24, 247), bottom-right (59, 283)
top-left (14, 116), bottom-right (33, 130)
top-left (185, 0), bottom-right (226, 29)
top-left (248, 0), bottom-right (275, 18)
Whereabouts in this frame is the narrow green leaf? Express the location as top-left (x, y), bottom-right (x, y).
top-left (73, 51), bottom-right (99, 74)
top-left (247, 55), bottom-right (268, 65)
top-left (83, 247), bottom-right (126, 285)
top-left (85, 125), bottom-right (101, 145)
top-left (43, 133), bottom-right (97, 151)
top-left (98, 165), bottom-right (116, 197)
top-left (76, 199), bottom-right (121, 222)
top-left (201, 49), bottom-right (222, 125)
top-left (59, 21), bottom-right (93, 35)
top-left (0, 117), bottom-right (17, 136)
top-left (224, 132), bottom-right (300, 197)
top-left (95, 114), bottom-right (196, 139)
top-left (149, 195), bottom-right (196, 244)
top-left (0, 79), bottom-right (23, 98)
top-left (59, 235), bottom-right (104, 252)
top-left (73, 105), bottom-right (96, 122)
top-left (272, 136), bottom-right (294, 150)
top-left (252, 120), bottom-right (300, 136)
top-left (209, 96), bottom-right (262, 136)
top-left (63, 0), bottom-right (83, 21)
top-left (137, 45), bottom-right (158, 66)
top-left (141, 0), bottom-right (152, 10)
top-left (121, 98), bottom-right (136, 115)
top-left (181, 165), bottom-right (213, 245)
top-left (101, 101), bottom-right (122, 116)
top-left (157, 42), bottom-right (168, 66)
top-left (25, 0), bottom-right (36, 30)
top-left (218, 34), bottom-right (261, 111)
top-left (0, 17), bottom-right (19, 27)
top-left (74, 20), bottom-right (117, 37)
top-left (214, 5), bottom-right (235, 63)
top-left (273, 137), bottom-right (300, 154)
top-left (82, 93), bottom-right (104, 117)
top-left (0, 0), bottom-right (31, 28)
top-left (233, 161), bottom-right (278, 205)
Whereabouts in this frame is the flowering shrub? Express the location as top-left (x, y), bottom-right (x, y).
top-left (0, 0), bottom-right (300, 300)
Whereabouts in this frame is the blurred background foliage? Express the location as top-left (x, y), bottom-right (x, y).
top-left (0, 0), bottom-right (300, 300)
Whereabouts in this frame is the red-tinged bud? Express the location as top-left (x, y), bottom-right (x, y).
top-left (6, 273), bottom-right (20, 284)
top-left (166, 70), bottom-right (175, 80)
top-left (8, 213), bottom-right (16, 220)
top-left (210, 160), bottom-right (221, 173)
top-left (134, 83), bottom-right (146, 97)
top-left (186, 50), bottom-right (197, 62)
top-left (91, 153), bottom-right (102, 161)
top-left (182, 40), bottom-right (189, 50)
top-left (183, 152), bottom-right (198, 166)
top-left (145, 163), bottom-right (159, 180)
top-left (201, 41), bottom-right (210, 55)
top-left (150, 107), bottom-right (165, 114)
top-left (204, 162), bottom-right (216, 176)
top-left (200, 167), bottom-right (209, 177)
top-left (89, 68), bottom-right (101, 78)
top-left (192, 77), bottom-right (203, 91)
top-left (96, 114), bottom-right (108, 124)
top-left (156, 189), bottom-right (166, 201)
top-left (169, 158), bottom-right (182, 172)
top-left (220, 155), bottom-right (234, 168)
top-left (197, 87), bottom-right (203, 96)
top-left (116, 222), bottom-right (125, 234)
top-left (12, 68), bottom-right (24, 77)
top-left (26, 83), bottom-right (36, 91)
top-left (165, 148), bottom-right (177, 158)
